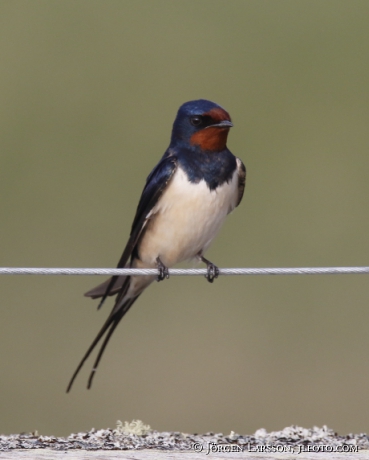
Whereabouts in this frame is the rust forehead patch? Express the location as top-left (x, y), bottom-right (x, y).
top-left (204, 107), bottom-right (231, 122)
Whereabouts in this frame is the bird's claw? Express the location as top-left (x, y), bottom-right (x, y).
top-left (157, 266), bottom-right (169, 281)
top-left (205, 263), bottom-right (219, 283)
top-left (156, 257), bottom-right (169, 282)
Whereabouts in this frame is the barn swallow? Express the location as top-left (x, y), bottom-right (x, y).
top-left (67, 99), bottom-right (246, 392)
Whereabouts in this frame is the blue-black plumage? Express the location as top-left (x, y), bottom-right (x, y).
top-left (67, 99), bottom-right (246, 392)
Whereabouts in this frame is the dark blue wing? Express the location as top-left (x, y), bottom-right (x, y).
top-left (130, 155), bottom-right (178, 236)
top-left (118, 154), bottom-right (178, 268)
top-left (88, 155), bottom-right (178, 305)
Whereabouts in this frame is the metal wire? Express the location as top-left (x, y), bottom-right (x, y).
top-left (0, 266), bottom-right (368, 276)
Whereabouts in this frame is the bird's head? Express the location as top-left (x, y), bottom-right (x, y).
top-left (171, 99), bottom-right (233, 152)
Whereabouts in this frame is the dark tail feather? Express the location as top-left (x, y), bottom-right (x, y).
top-left (84, 276), bottom-right (127, 299)
top-left (96, 275), bottom-right (120, 310)
top-left (95, 238), bottom-right (138, 310)
top-left (87, 296), bottom-right (138, 389)
top-left (67, 278), bottom-right (136, 392)
top-left (66, 315), bottom-right (111, 392)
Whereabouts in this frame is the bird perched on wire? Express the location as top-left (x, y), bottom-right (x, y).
top-left (67, 99), bottom-right (246, 392)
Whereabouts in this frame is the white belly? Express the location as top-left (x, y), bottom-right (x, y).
top-left (137, 167), bottom-right (239, 267)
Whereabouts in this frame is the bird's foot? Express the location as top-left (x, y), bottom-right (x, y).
top-left (205, 262), bottom-right (219, 283)
top-left (198, 255), bottom-right (219, 283)
top-left (156, 257), bottom-right (169, 282)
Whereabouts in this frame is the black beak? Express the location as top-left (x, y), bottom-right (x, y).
top-left (207, 120), bottom-right (233, 129)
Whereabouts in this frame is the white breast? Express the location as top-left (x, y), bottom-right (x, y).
top-left (137, 166), bottom-right (239, 267)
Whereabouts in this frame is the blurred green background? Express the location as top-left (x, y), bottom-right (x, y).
top-left (1, 0), bottom-right (369, 437)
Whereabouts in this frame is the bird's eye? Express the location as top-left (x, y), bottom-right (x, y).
top-left (190, 116), bottom-right (203, 127)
